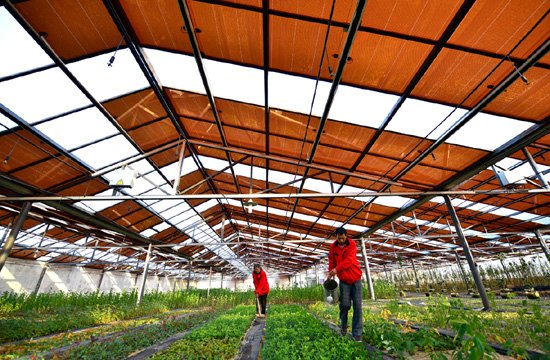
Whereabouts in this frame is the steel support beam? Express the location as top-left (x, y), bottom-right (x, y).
top-left (97, 269), bottom-right (106, 292)
top-left (410, 258), bottom-right (420, 290)
top-left (187, 263), bottom-right (192, 290)
top-left (523, 148), bottom-right (550, 189)
top-left (534, 230), bottom-right (550, 264)
top-left (454, 251), bottom-right (471, 290)
top-left (3, 188), bottom-right (548, 203)
top-left (444, 196), bottom-right (490, 310)
top-left (285, 0), bottom-right (367, 238)
top-left (33, 264), bottom-right (48, 295)
top-left (207, 266), bottom-right (213, 298)
top-left (0, 202), bottom-right (31, 273)
top-left (137, 243), bottom-right (153, 305)
top-left (358, 115), bottom-right (550, 240)
top-left (361, 237), bottom-right (376, 301)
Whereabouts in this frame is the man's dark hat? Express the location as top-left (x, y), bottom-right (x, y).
top-left (323, 278), bottom-right (338, 290)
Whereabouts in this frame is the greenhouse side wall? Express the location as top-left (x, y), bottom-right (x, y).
top-left (0, 258), bottom-right (195, 294)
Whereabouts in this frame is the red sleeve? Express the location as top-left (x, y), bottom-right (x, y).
top-left (335, 239), bottom-right (358, 272)
top-left (328, 244), bottom-right (336, 271)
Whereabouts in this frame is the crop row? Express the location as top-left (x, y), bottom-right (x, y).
top-left (149, 305), bottom-right (256, 360)
top-left (0, 308), bottom-right (199, 358)
top-left (307, 295), bottom-right (549, 359)
top-left (262, 304), bottom-right (367, 359)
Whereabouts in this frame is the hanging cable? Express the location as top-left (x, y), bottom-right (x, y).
top-left (282, 0), bottom-right (338, 225)
top-left (107, 36), bottom-right (125, 67)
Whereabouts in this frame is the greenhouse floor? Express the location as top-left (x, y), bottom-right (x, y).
top-left (1, 289), bottom-right (548, 359)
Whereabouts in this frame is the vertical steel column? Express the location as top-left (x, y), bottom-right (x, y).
top-left (0, 202), bottom-right (32, 272)
top-left (534, 230), bottom-right (550, 264)
top-left (522, 148), bottom-right (549, 189)
top-left (383, 264), bottom-right (390, 281)
top-left (33, 264), bottom-right (48, 295)
top-left (410, 258), bottom-right (420, 290)
top-left (314, 264), bottom-right (318, 285)
top-left (187, 263), bottom-right (192, 290)
top-left (454, 251), bottom-right (470, 290)
top-left (137, 243), bottom-right (153, 305)
top-left (207, 267), bottom-right (212, 298)
top-left (97, 269), bottom-right (106, 292)
top-left (360, 237), bottom-right (376, 301)
top-left (220, 272), bottom-right (224, 289)
top-left (444, 196), bottom-right (490, 310)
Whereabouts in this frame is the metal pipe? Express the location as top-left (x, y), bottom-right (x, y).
top-left (97, 269), bottom-right (106, 292)
top-left (454, 251), bottom-right (470, 290)
top-left (207, 266), bottom-right (213, 297)
top-left (187, 263), bottom-right (192, 290)
top-left (91, 140), bottom-right (180, 178)
top-left (522, 148), bottom-right (549, 189)
top-left (534, 230), bottom-right (550, 264)
top-left (444, 196), bottom-right (490, 310)
top-left (1, 188), bottom-right (548, 202)
top-left (33, 264), bottom-right (48, 295)
top-left (410, 258), bottom-right (420, 290)
top-left (0, 202), bottom-right (32, 272)
top-left (361, 237), bottom-right (376, 301)
top-left (137, 243), bottom-right (153, 305)
top-left (186, 139), bottom-right (400, 186)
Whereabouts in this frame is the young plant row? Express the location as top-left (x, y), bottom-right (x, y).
top-left (59, 309), bottom-right (217, 359)
top-left (149, 305), bottom-right (256, 360)
top-left (0, 289), bottom-right (251, 342)
top-left (306, 302), bottom-right (455, 359)
top-left (386, 254), bottom-right (550, 293)
top-left (382, 296), bottom-right (549, 357)
top-left (0, 308), bottom-right (196, 358)
top-left (262, 304), bottom-right (367, 359)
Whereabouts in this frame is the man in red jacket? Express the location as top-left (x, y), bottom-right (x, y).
top-left (327, 227), bottom-right (363, 342)
top-left (252, 264), bottom-right (269, 317)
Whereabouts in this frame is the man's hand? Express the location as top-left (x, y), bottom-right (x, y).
top-left (327, 269), bottom-right (337, 279)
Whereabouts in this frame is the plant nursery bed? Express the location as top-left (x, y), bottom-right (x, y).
top-left (42, 310), bottom-right (215, 359)
top-left (0, 308), bottom-right (204, 358)
top-left (11, 310), bottom-right (210, 360)
top-left (261, 304), bottom-right (368, 359)
top-left (147, 305), bottom-right (256, 360)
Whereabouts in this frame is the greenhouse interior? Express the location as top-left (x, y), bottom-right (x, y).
top-left (0, 0), bottom-right (549, 359)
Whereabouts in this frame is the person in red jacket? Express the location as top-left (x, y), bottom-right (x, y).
top-left (252, 264), bottom-right (269, 317)
top-left (327, 227), bottom-right (363, 342)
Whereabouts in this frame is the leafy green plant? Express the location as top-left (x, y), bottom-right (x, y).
top-left (150, 305), bottom-right (255, 360)
top-left (263, 304), bottom-right (367, 359)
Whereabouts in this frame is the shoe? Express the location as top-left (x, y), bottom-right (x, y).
top-left (260, 314), bottom-right (266, 318)
top-left (340, 328), bottom-right (347, 336)
top-left (353, 335), bottom-right (362, 342)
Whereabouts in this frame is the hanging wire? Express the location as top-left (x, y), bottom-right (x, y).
top-left (282, 0), bottom-right (338, 224)
top-left (107, 36), bottom-right (125, 67)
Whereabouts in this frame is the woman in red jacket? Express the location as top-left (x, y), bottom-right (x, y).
top-left (252, 264), bottom-right (269, 317)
